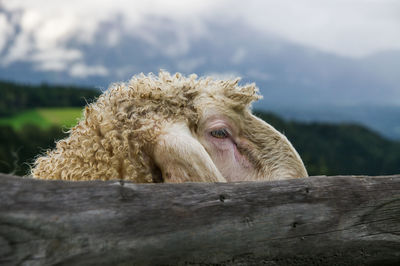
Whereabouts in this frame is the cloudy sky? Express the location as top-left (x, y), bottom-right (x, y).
top-left (1, 0), bottom-right (400, 138)
top-left (1, 0), bottom-right (400, 77)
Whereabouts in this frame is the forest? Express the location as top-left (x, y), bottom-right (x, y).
top-left (0, 80), bottom-right (100, 116)
top-left (0, 80), bottom-right (399, 177)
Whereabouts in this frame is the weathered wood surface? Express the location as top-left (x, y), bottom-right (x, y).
top-left (0, 173), bottom-right (399, 266)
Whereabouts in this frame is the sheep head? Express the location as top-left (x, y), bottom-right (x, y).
top-left (32, 71), bottom-right (308, 182)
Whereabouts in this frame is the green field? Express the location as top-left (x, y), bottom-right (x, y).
top-left (0, 108), bottom-right (83, 130)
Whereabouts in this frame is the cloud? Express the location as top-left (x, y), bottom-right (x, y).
top-left (31, 48), bottom-right (81, 63)
top-left (115, 66), bottom-right (137, 79)
top-left (2, 32), bottom-right (32, 65)
top-left (246, 69), bottom-right (272, 81)
top-left (231, 47), bottom-right (247, 65)
top-left (69, 63), bottom-right (109, 78)
top-left (205, 71), bottom-right (241, 80)
top-left (35, 61), bottom-right (68, 72)
top-left (0, 0), bottom-right (218, 76)
top-left (31, 48), bottom-right (82, 71)
top-left (1, 0), bottom-right (400, 78)
top-left (177, 57), bottom-right (206, 72)
top-left (0, 13), bottom-right (14, 53)
top-left (105, 29), bottom-right (121, 47)
top-left (228, 0), bottom-right (400, 57)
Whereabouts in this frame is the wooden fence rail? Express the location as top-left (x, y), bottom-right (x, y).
top-left (0, 173), bottom-right (399, 265)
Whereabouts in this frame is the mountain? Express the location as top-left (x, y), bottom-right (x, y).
top-left (1, 18), bottom-right (399, 138)
top-left (267, 104), bottom-right (400, 141)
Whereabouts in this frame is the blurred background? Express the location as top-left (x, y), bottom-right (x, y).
top-left (0, 0), bottom-right (399, 176)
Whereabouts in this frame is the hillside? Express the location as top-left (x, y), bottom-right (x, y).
top-left (255, 112), bottom-right (400, 176)
top-left (0, 80), bottom-right (100, 116)
top-left (0, 108), bottom-right (83, 130)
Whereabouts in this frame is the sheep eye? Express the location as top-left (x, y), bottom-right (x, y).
top-left (210, 129), bottom-right (229, 139)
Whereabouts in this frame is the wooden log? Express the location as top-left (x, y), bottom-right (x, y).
top-left (0, 173), bottom-right (399, 266)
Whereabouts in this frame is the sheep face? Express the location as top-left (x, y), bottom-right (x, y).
top-left (194, 108), bottom-right (308, 182)
top-left (152, 76), bottom-right (308, 183)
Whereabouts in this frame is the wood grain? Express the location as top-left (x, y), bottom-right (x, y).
top-left (0, 173), bottom-right (399, 265)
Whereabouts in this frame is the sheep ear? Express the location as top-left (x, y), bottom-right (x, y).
top-left (225, 82), bottom-right (262, 106)
top-left (153, 122), bottom-right (226, 183)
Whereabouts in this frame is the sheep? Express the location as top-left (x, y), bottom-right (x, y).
top-left (32, 71), bottom-right (308, 182)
